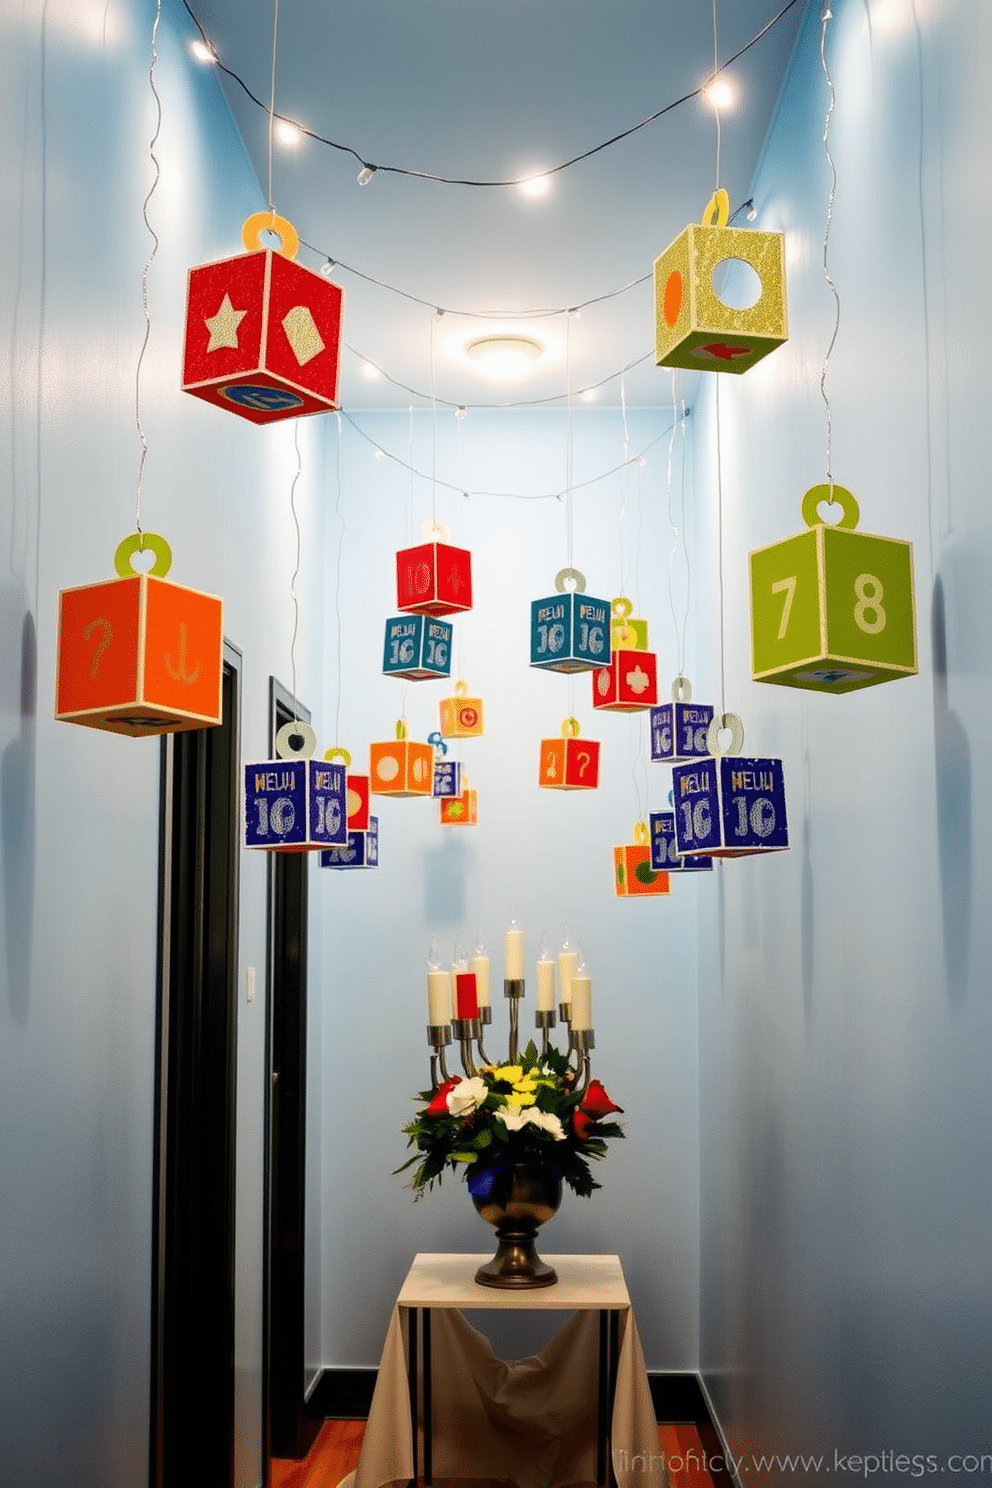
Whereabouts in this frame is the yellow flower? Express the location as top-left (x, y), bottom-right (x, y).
top-left (490, 1064), bottom-right (523, 1085)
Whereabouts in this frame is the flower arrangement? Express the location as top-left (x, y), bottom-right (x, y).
top-left (397, 1040), bottom-right (624, 1202)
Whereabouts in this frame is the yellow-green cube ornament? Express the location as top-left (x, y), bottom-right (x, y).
top-left (749, 484), bottom-right (917, 694)
top-left (654, 190), bottom-right (787, 374)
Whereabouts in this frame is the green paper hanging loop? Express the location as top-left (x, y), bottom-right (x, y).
top-left (554, 568), bottom-right (586, 594)
top-left (801, 483), bottom-right (860, 531)
top-left (114, 532), bottom-right (172, 578)
top-left (701, 189), bottom-right (730, 229)
top-left (323, 747), bottom-right (351, 766)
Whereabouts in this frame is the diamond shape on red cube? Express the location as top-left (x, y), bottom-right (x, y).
top-left (182, 213), bottom-right (343, 425)
top-left (592, 649), bottom-right (659, 712)
top-left (396, 522), bottom-right (472, 616)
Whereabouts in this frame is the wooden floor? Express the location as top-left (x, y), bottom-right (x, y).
top-left (271, 1419), bottom-right (722, 1488)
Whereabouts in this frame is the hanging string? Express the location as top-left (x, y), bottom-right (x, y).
top-left (266, 0), bottom-right (281, 216)
top-left (182, 0), bottom-right (800, 189)
top-left (339, 406), bottom-right (678, 503)
top-left (819, 1), bottom-right (841, 495)
top-left (288, 423), bottom-right (303, 724)
top-left (715, 377), bottom-right (727, 717)
top-left (564, 311), bottom-right (575, 569)
top-left (134, 0), bottom-right (163, 544)
top-left (617, 371), bottom-right (630, 596)
top-left (430, 311), bottom-right (441, 524)
top-left (712, 0), bottom-right (723, 190)
top-left (332, 412), bottom-right (345, 747)
top-left (666, 374), bottom-right (691, 681)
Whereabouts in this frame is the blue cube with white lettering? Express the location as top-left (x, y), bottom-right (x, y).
top-left (671, 755), bottom-right (789, 858)
top-left (650, 702), bottom-right (714, 763)
top-left (320, 816), bottom-right (379, 870)
top-left (649, 809), bottom-right (713, 872)
top-left (432, 759), bottom-right (462, 798)
top-left (244, 758), bottom-right (348, 852)
top-left (530, 592), bottom-right (611, 673)
top-left (382, 614), bottom-right (453, 680)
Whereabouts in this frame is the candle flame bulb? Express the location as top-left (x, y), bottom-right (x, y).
top-left (539, 931), bottom-right (551, 961)
top-left (427, 937), bottom-right (441, 971)
top-left (474, 927), bottom-right (488, 956)
top-left (560, 925), bottom-right (573, 953)
top-left (453, 936), bottom-right (468, 972)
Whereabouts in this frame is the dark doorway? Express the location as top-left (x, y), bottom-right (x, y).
top-left (151, 644), bottom-right (241, 1488)
top-left (264, 679), bottom-right (320, 1466)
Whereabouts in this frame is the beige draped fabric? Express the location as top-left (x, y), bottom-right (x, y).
top-left (346, 1254), bottom-right (667, 1488)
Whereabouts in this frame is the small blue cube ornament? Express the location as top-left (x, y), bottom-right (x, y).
top-left (428, 733), bottom-right (463, 798)
top-left (320, 817), bottom-right (379, 870)
top-left (650, 677), bottom-right (714, 764)
top-left (244, 721), bottom-right (348, 853)
top-left (530, 568), bottom-right (611, 673)
top-left (649, 809), bottom-right (713, 873)
top-left (382, 614), bottom-right (453, 680)
top-left (671, 713), bottom-right (789, 859)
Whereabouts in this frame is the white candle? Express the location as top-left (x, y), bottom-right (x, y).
top-left (427, 970), bottom-right (452, 1027)
top-left (570, 958), bottom-right (592, 1031)
top-left (535, 935), bottom-right (556, 1012)
top-left (504, 917), bottom-right (524, 980)
top-left (558, 930), bottom-right (577, 1011)
top-left (471, 936), bottom-right (491, 1008)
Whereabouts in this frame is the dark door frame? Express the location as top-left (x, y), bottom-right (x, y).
top-left (262, 678), bottom-right (320, 1468)
top-left (151, 641), bottom-right (242, 1488)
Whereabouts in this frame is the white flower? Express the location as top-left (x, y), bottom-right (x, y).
top-left (495, 1104), bottom-right (566, 1140)
top-left (446, 1076), bottom-right (488, 1117)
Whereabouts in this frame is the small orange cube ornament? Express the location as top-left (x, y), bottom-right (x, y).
top-left (439, 774), bottom-right (478, 826)
top-left (439, 680), bottom-right (484, 738)
top-left (538, 717), bottom-right (600, 790)
top-left (614, 822), bottom-right (671, 898)
top-left (369, 720), bottom-right (435, 797)
top-left (55, 533), bottom-right (223, 736)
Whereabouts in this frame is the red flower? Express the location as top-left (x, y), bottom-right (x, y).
top-left (573, 1109), bottom-right (596, 1142)
top-left (580, 1079), bottom-right (623, 1121)
top-left (425, 1078), bottom-right (459, 1117)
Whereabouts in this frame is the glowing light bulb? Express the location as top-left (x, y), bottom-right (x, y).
top-left (190, 39), bottom-right (215, 63)
top-left (357, 165), bottom-right (377, 186)
top-left (274, 119), bottom-right (302, 147)
top-left (518, 173), bottom-right (551, 198)
top-left (362, 362), bottom-right (381, 380)
top-left (704, 76), bottom-right (735, 110)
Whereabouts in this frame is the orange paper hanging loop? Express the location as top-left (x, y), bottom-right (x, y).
top-left (241, 211), bottom-right (300, 260)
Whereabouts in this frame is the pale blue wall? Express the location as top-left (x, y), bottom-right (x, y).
top-left (0, 4), bottom-right (327, 1485)
top-left (695, 0), bottom-right (992, 1480)
top-left (314, 407), bottom-right (701, 1370)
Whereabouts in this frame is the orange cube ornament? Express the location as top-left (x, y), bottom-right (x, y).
top-left (182, 213), bottom-right (343, 424)
top-left (539, 718), bottom-right (600, 790)
top-left (439, 680), bottom-right (484, 738)
top-left (614, 822), bottom-right (671, 898)
top-left (397, 520), bottom-right (472, 616)
top-left (55, 533), bottom-right (223, 736)
top-left (369, 720), bottom-right (435, 798)
top-left (439, 774), bottom-right (478, 826)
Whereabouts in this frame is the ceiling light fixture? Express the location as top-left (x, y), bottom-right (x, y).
top-left (357, 165), bottom-right (377, 186)
top-left (465, 335), bottom-right (544, 384)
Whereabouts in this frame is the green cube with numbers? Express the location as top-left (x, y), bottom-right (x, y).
top-left (749, 485), bottom-right (917, 694)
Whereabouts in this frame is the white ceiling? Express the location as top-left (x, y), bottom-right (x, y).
top-left (183, 0), bottom-right (805, 411)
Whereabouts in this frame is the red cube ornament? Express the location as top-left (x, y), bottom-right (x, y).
top-left (55, 533), bottom-right (223, 736)
top-left (182, 213), bottom-right (343, 424)
top-left (592, 648), bottom-right (659, 712)
top-left (538, 717), bottom-right (600, 790)
top-left (396, 520), bottom-right (472, 616)
top-left (324, 748), bottom-right (371, 831)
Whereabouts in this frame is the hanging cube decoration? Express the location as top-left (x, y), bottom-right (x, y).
top-left (654, 190), bottom-right (787, 375)
top-left (439, 680), bottom-right (484, 738)
top-left (649, 810), bottom-right (713, 874)
top-left (538, 717), bottom-right (600, 790)
top-left (320, 817), bottom-right (379, 870)
top-left (322, 749), bottom-right (371, 831)
top-left (396, 520), bottom-right (472, 616)
top-left (432, 758), bottom-right (462, 798)
top-left (182, 213), bottom-right (343, 424)
top-left (530, 569), bottom-right (611, 673)
top-left (439, 776), bottom-right (478, 826)
top-left (244, 722), bottom-right (348, 853)
top-left (369, 721), bottom-right (434, 797)
top-left (672, 714), bottom-right (789, 859)
top-left (650, 677), bottom-right (714, 763)
top-left (750, 484), bottom-right (917, 693)
top-left (610, 596), bottom-right (649, 652)
top-left (55, 533), bottom-right (223, 737)
top-left (614, 823), bottom-right (671, 898)
top-left (382, 614), bottom-right (453, 680)
top-left (592, 649), bottom-right (659, 712)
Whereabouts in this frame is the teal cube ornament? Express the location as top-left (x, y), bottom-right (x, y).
top-left (382, 614), bottom-right (453, 681)
top-left (750, 484), bottom-right (917, 694)
top-left (530, 568), bottom-right (611, 673)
